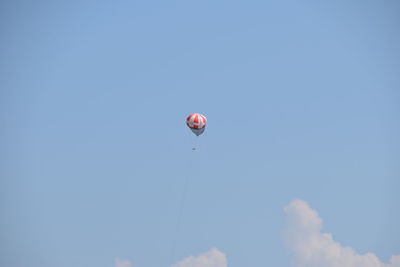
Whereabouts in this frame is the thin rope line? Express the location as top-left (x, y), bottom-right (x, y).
top-left (170, 148), bottom-right (195, 263)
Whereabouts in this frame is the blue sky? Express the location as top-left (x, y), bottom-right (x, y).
top-left (1, 0), bottom-right (399, 266)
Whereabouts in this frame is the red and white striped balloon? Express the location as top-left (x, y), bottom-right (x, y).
top-left (186, 113), bottom-right (207, 129)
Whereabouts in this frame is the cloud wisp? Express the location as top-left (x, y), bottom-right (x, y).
top-left (283, 199), bottom-right (400, 267)
top-left (115, 248), bottom-right (227, 267)
top-left (115, 257), bottom-right (133, 267)
top-left (171, 248), bottom-right (227, 267)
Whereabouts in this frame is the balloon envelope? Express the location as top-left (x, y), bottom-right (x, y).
top-left (186, 113), bottom-right (207, 136)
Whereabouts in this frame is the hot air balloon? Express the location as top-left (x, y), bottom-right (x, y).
top-left (186, 113), bottom-right (207, 136)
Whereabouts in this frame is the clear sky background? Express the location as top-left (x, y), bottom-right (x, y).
top-left (1, 1), bottom-right (399, 267)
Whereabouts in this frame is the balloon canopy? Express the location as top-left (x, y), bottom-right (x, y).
top-left (186, 113), bottom-right (207, 136)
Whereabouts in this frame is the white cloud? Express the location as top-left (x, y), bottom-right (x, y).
top-left (283, 199), bottom-right (400, 267)
top-left (114, 248), bottom-right (226, 267)
top-left (115, 257), bottom-right (133, 267)
top-left (171, 248), bottom-right (227, 267)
